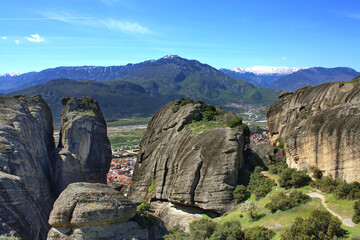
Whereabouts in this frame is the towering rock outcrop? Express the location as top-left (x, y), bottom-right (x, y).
top-left (53, 97), bottom-right (111, 196)
top-left (267, 77), bottom-right (360, 182)
top-left (129, 100), bottom-right (248, 214)
top-left (0, 95), bottom-right (55, 239)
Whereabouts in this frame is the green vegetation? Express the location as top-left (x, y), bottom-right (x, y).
top-left (326, 101), bottom-right (344, 108)
top-left (278, 168), bottom-right (311, 189)
top-left (299, 110), bottom-right (308, 120)
top-left (281, 210), bottom-right (345, 240)
top-left (163, 226), bottom-right (189, 240)
top-left (233, 185), bottom-right (251, 204)
top-left (189, 218), bottom-right (216, 240)
top-left (244, 226), bottom-right (275, 240)
top-left (148, 177), bottom-right (156, 193)
top-left (108, 128), bottom-right (146, 149)
top-left (353, 201), bottom-right (360, 224)
top-left (310, 166), bottom-right (323, 180)
top-left (265, 190), bottom-right (310, 213)
top-left (210, 219), bottom-right (244, 240)
top-left (134, 201), bottom-right (157, 228)
top-left (248, 167), bottom-right (276, 199)
top-left (107, 117), bottom-right (149, 127)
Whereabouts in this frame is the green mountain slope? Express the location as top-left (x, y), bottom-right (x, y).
top-left (9, 56), bottom-right (280, 123)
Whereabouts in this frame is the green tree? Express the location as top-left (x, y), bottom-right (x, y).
top-left (189, 218), bottom-right (217, 240)
top-left (353, 200), bottom-right (360, 224)
top-left (210, 219), bottom-right (244, 240)
top-left (233, 185), bottom-right (251, 204)
top-left (281, 210), bottom-right (345, 240)
top-left (244, 226), bottom-right (275, 240)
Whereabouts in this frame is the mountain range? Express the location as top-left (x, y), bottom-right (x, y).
top-left (8, 56), bottom-right (280, 122)
top-left (221, 67), bottom-right (359, 90)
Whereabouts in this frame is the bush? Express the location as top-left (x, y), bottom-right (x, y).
top-left (189, 218), bottom-right (216, 240)
top-left (268, 162), bottom-right (288, 175)
top-left (164, 225), bottom-right (190, 240)
top-left (134, 201), bottom-right (157, 227)
top-left (241, 200), bottom-right (264, 220)
top-left (227, 116), bottom-right (242, 128)
top-left (353, 200), bottom-right (360, 224)
top-left (244, 226), bottom-right (275, 240)
top-left (287, 190), bottom-right (311, 208)
top-left (281, 210), bottom-right (345, 240)
top-left (172, 98), bottom-right (194, 112)
top-left (310, 175), bottom-right (340, 193)
top-left (278, 168), bottom-right (311, 189)
top-left (210, 219), bottom-right (244, 240)
top-left (248, 171), bottom-right (276, 199)
top-left (233, 185), bottom-right (251, 204)
top-left (309, 166), bottom-right (323, 180)
top-left (265, 190), bottom-right (310, 213)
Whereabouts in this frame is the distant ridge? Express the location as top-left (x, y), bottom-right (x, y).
top-left (9, 56), bottom-right (280, 122)
top-left (220, 66), bottom-right (359, 90)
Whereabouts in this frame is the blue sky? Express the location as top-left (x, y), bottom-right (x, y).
top-left (0, 0), bottom-right (360, 74)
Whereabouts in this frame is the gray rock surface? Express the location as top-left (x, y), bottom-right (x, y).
top-left (47, 182), bottom-right (155, 240)
top-left (0, 170), bottom-right (50, 240)
top-left (129, 101), bottom-right (247, 213)
top-left (0, 95), bottom-right (55, 239)
top-left (53, 97), bottom-right (111, 196)
top-left (267, 78), bottom-right (360, 182)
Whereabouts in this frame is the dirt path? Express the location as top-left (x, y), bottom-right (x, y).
top-left (306, 192), bottom-right (356, 227)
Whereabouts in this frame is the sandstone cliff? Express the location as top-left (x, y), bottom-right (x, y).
top-left (53, 97), bottom-right (111, 196)
top-left (128, 100), bottom-right (248, 214)
top-left (0, 95), bottom-right (55, 239)
top-left (267, 78), bottom-right (360, 182)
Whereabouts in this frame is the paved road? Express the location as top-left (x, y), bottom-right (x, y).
top-left (306, 192), bottom-right (356, 227)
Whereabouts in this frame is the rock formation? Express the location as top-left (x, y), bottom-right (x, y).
top-left (53, 97), bottom-right (111, 196)
top-left (0, 95), bottom-right (55, 239)
top-left (267, 77), bottom-right (360, 182)
top-left (0, 95), bottom-right (113, 239)
top-left (128, 100), bottom-right (248, 214)
top-left (47, 182), bottom-right (167, 240)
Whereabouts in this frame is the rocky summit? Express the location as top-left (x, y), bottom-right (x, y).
top-left (53, 97), bottom-right (111, 196)
top-left (267, 76), bottom-right (360, 182)
top-left (129, 100), bottom-right (248, 214)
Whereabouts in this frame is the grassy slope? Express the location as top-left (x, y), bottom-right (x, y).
top-left (214, 172), bottom-right (360, 239)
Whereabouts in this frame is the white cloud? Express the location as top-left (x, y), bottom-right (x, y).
top-left (282, 57), bottom-right (286, 60)
top-left (1, 36), bottom-right (7, 40)
top-left (42, 11), bottom-right (150, 34)
top-left (24, 33), bottom-right (45, 42)
top-left (15, 40), bottom-right (20, 45)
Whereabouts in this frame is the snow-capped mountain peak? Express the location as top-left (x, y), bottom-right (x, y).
top-left (0, 72), bottom-right (20, 77)
top-left (231, 66), bottom-right (308, 75)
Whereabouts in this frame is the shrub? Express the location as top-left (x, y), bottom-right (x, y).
top-left (353, 201), bottom-right (360, 224)
top-left (287, 190), bottom-right (311, 208)
top-left (309, 166), bottom-right (323, 180)
top-left (279, 168), bottom-right (311, 189)
top-left (248, 171), bottom-right (276, 199)
top-left (233, 185), bottom-right (251, 204)
top-left (189, 218), bottom-right (216, 240)
top-left (210, 219), bottom-right (244, 240)
top-left (164, 225), bottom-right (190, 240)
top-left (172, 98), bottom-right (194, 112)
top-left (310, 175), bottom-right (339, 193)
top-left (334, 182), bottom-right (352, 199)
top-left (134, 201), bottom-right (157, 227)
top-left (244, 226), bottom-right (275, 240)
top-left (281, 210), bottom-right (345, 240)
top-left (268, 162), bottom-right (288, 175)
top-left (227, 116), bottom-right (243, 128)
top-left (241, 200), bottom-right (264, 220)
top-left (265, 192), bottom-right (290, 213)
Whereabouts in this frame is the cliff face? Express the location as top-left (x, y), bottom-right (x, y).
top-left (0, 95), bottom-right (55, 239)
top-left (128, 101), bottom-right (247, 213)
top-left (267, 79), bottom-right (360, 182)
top-left (53, 97), bottom-right (112, 196)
